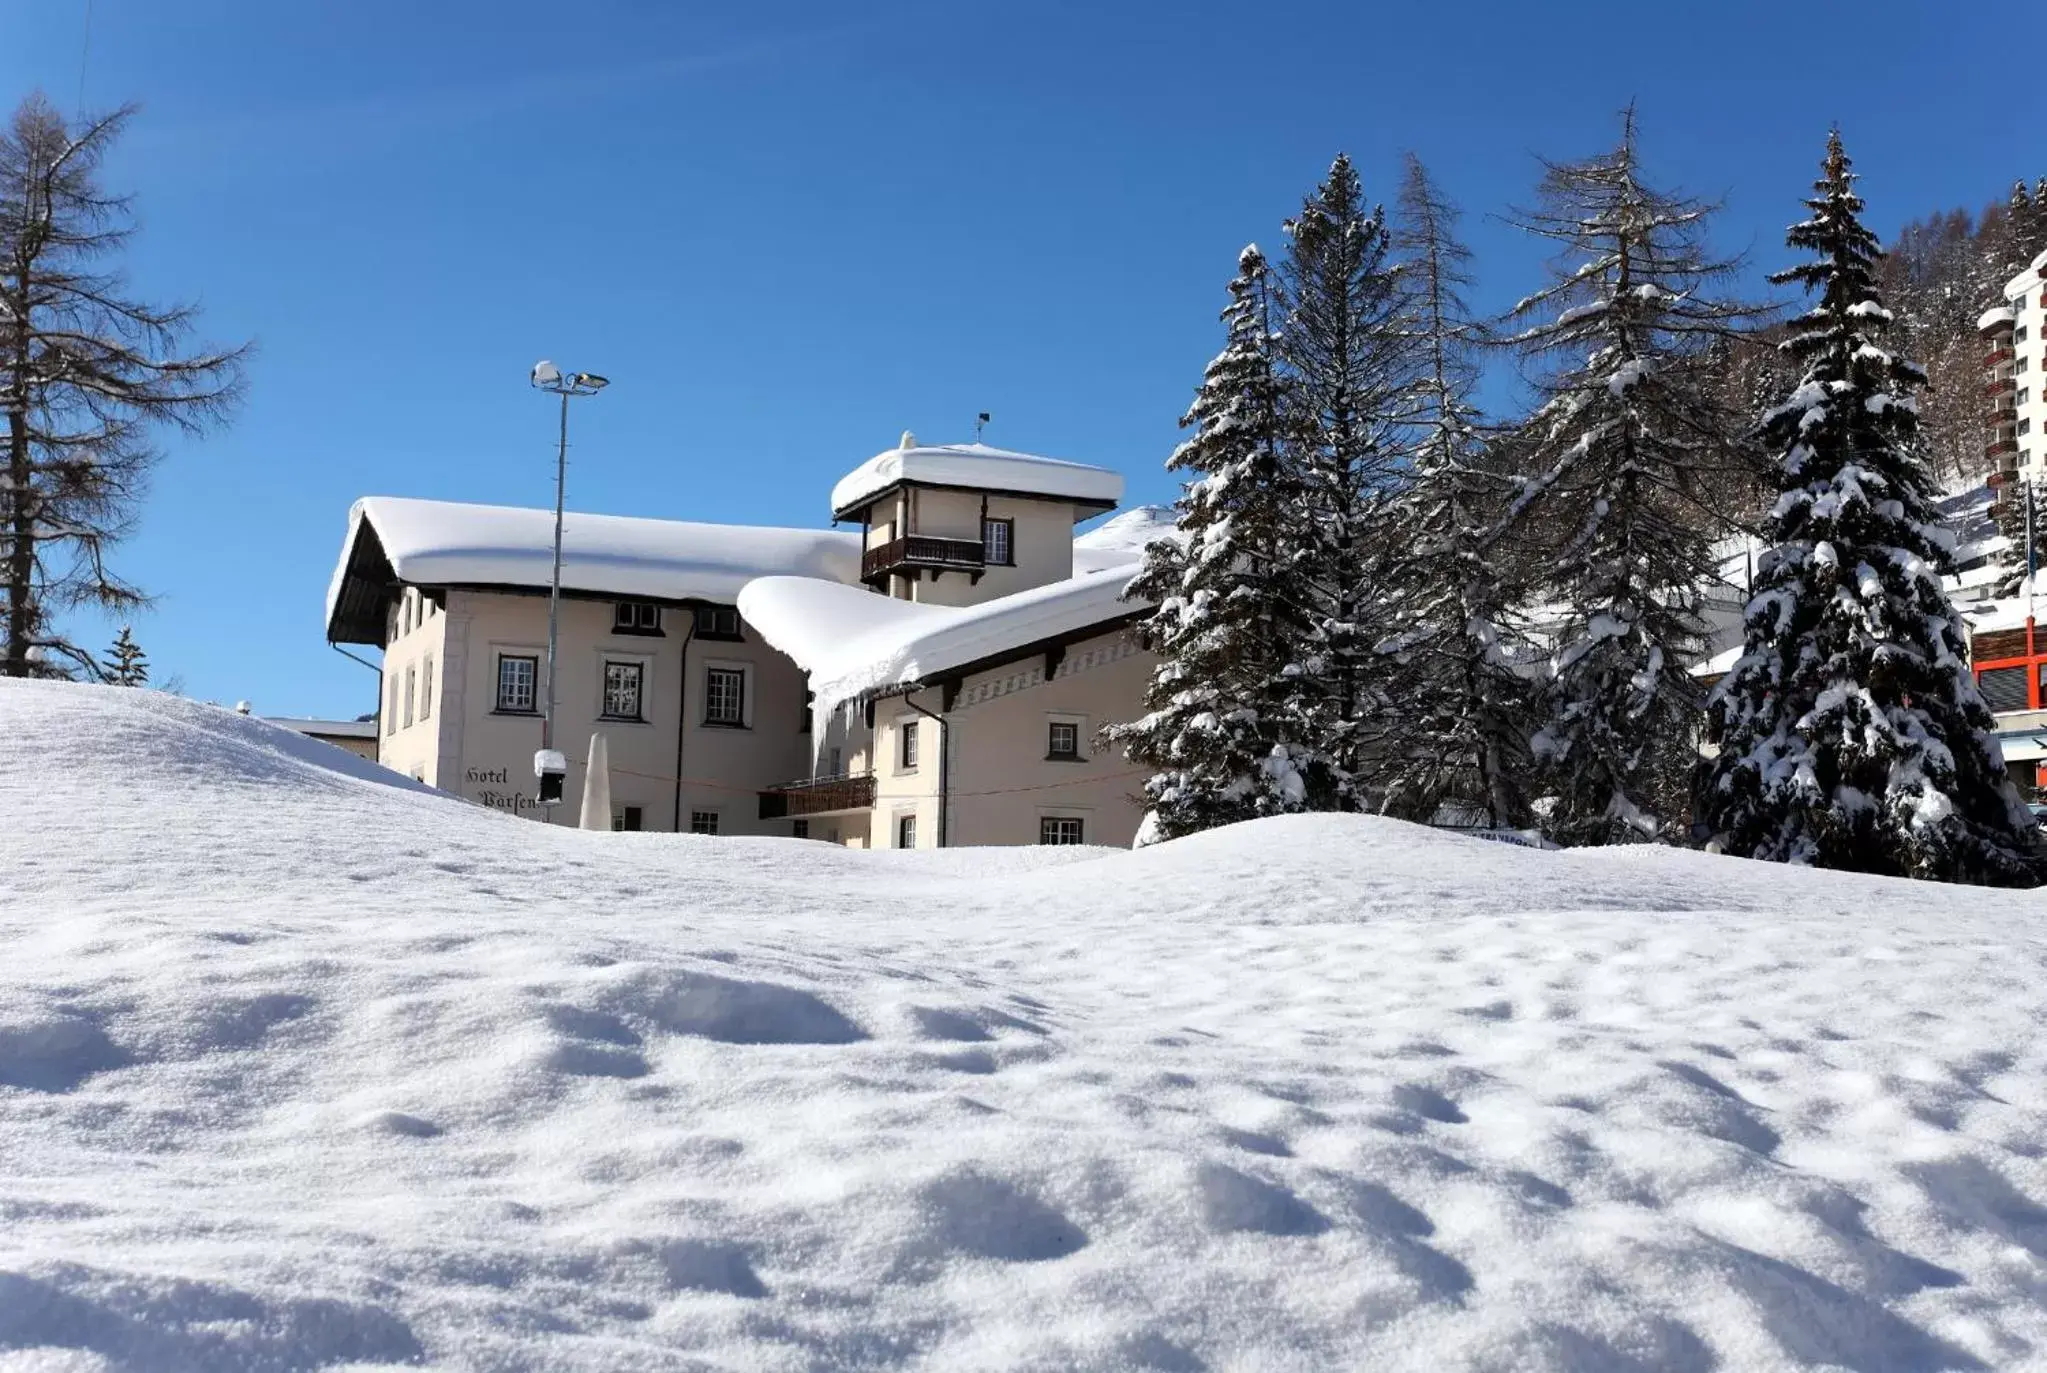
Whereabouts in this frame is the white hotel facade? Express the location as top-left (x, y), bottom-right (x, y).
top-left (324, 437), bottom-right (1170, 847)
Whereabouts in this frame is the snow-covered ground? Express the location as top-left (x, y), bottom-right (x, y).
top-left (6, 680), bottom-right (2047, 1371)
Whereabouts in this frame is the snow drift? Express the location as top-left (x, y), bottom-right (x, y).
top-left (5, 679), bottom-right (2047, 1370)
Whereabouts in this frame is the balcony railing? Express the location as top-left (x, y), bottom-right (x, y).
top-left (862, 534), bottom-right (985, 583)
top-left (759, 772), bottom-right (877, 820)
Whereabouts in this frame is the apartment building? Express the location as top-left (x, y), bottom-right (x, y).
top-left (323, 438), bottom-right (1167, 845)
top-left (1982, 248), bottom-right (2047, 485)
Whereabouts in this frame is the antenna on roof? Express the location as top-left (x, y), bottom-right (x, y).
top-left (974, 412), bottom-right (990, 443)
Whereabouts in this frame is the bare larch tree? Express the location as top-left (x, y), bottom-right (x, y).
top-left (1, 94), bottom-right (245, 678)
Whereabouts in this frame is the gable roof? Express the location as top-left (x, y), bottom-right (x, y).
top-left (739, 562), bottom-right (1146, 717)
top-left (325, 497), bottom-right (861, 644)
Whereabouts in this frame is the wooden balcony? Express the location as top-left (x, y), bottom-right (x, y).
top-left (759, 772), bottom-right (876, 820)
top-left (862, 534), bottom-right (985, 584)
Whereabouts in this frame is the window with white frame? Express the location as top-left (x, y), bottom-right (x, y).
top-left (899, 719), bottom-right (920, 770)
top-left (613, 806), bottom-right (644, 832)
top-left (420, 655), bottom-right (434, 721)
top-left (896, 813), bottom-right (917, 849)
top-left (497, 654), bottom-right (539, 713)
top-left (613, 601), bottom-right (661, 633)
top-left (826, 746), bottom-right (843, 778)
top-left (982, 517), bottom-right (1013, 567)
top-left (690, 809), bottom-right (721, 835)
top-left (602, 660), bottom-right (645, 720)
top-left (1039, 816), bottom-right (1085, 845)
top-left (403, 666), bottom-right (416, 728)
top-left (1047, 720), bottom-right (1080, 760)
top-left (705, 666), bottom-right (746, 726)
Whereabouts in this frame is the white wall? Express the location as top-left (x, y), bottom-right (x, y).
top-left (392, 589), bottom-right (815, 835)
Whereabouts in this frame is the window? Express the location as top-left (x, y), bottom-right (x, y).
top-left (2022, 389), bottom-right (2033, 407)
top-left (705, 667), bottom-right (746, 726)
top-left (694, 605), bottom-right (743, 640)
top-left (2023, 418), bottom-right (2034, 437)
top-left (386, 675), bottom-right (399, 735)
top-left (1047, 721), bottom-right (1080, 760)
top-left (690, 810), bottom-right (721, 835)
top-left (1979, 665), bottom-right (2029, 713)
top-left (497, 654), bottom-right (539, 713)
top-left (613, 601), bottom-right (661, 634)
top-left (2021, 326), bottom-right (2032, 344)
top-left (1040, 816), bottom-right (1086, 846)
top-left (896, 813), bottom-right (917, 849)
top-left (403, 666), bottom-right (416, 729)
top-left (2020, 356), bottom-right (2031, 374)
top-left (601, 661), bottom-right (645, 720)
top-left (827, 746), bottom-right (843, 778)
top-left (613, 806), bottom-right (644, 832)
top-left (900, 719), bottom-right (920, 770)
top-left (983, 517), bottom-right (1014, 567)
top-left (420, 656), bottom-right (434, 721)
top-left (792, 819), bottom-right (810, 840)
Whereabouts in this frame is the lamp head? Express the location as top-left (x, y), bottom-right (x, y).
top-left (573, 372), bottom-right (609, 392)
top-left (531, 360), bottom-right (561, 388)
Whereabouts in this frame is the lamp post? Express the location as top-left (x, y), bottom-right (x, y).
top-left (529, 360), bottom-right (609, 812)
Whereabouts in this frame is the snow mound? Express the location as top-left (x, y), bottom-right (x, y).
top-left (7, 678), bottom-right (2047, 1369)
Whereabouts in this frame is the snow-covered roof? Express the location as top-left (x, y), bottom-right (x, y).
top-left (2007, 250), bottom-right (2047, 297)
top-left (1073, 504), bottom-right (1180, 573)
top-left (740, 562), bottom-right (1146, 714)
top-left (1979, 305), bottom-right (2016, 333)
top-left (1688, 643), bottom-right (1744, 679)
top-left (327, 497), bottom-right (860, 644)
top-left (829, 440), bottom-right (1123, 521)
top-left (265, 717), bottom-right (378, 739)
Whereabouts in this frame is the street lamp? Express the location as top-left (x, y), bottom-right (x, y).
top-left (529, 360), bottom-right (609, 812)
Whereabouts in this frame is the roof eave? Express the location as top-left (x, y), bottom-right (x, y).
top-left (854, 606), bottom-right (1149, 706)
top-left (832, 477), bottom-right (1119, 525)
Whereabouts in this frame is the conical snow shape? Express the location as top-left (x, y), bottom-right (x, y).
top-left (578, 732), bottom-right (612, 831)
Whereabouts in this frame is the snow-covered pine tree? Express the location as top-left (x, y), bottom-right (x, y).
top-left (1699, 130), bottom-right (2043, 886)
top-left (1503, 108), bottom-right (1766, 845)
top-left (104, 624), bottom-right (147, 685)
top-left (1109, 246), bottom-right (1314, 842)
top-left (1372, 155), bottom-right (1535, 827)
top-left (1274, 154), bottom-right (1414, 808)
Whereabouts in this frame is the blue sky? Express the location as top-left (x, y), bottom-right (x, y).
top-left (5, 0), bottom-right (2039, 716)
